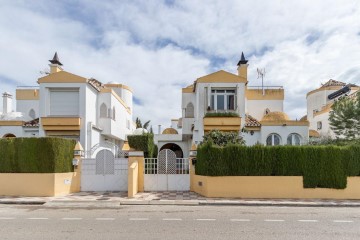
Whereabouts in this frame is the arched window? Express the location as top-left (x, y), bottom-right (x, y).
top-left (185, 102), bottom-right (194, 118)
top-left (3, 133), bottom-right (16, 138)
top-left (287, 133), bottom-right (301, 145)
top-left (29, 109), bottom-right (36, 119)
top-left (100, 103), bottom-right (107, 118)
top-left (113, 107), bottom-right (116, 121)
top-left (266, 133), bottom-right (281, 146)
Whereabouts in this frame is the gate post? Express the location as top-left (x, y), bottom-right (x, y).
top-left (128, 151), bottom-right (144, 197)
top-left (71, 142), bottom-right (84, 193)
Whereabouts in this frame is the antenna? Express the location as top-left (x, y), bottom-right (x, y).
top-left (257, 68), bottom-right (266, 95)
top-left (39, 68), bottom-right (50, 76)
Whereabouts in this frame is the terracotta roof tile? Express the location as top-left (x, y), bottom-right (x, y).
top-left (245, 114), bottom-right (261, 127)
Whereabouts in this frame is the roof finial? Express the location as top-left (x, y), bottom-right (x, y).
top-left (49, 52), bottom-right (63, 66)
top-left (237, 52), bottom-right (248, 66)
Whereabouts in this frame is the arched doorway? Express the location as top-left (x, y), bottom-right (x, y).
top-left (160, 143), bottom-right (183, 158)
top-left (3, 133), bottom-right (16, 138)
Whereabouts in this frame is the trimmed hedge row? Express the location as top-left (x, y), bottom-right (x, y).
top-left (196, 143), bottom-right (360, 189)
top-left (128, 133), bottom-right (157, 158)
top-left (0, 137), bottom-right (76, 173)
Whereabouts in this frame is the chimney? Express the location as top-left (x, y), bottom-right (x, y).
top-left (49, 52), bottom-right (63, 74)
top-left (2, 92), bottom-right (13, 114)
top-left (237, 52), bottom-right (248, 81)
top-left (158, 125), bottom-right (162, 134)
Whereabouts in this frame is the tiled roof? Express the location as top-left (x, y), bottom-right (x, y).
top-left (88, 78), bottom-right (104, 91)
top-left (245, 114), bottom-right (261, 127)
top-left (23, 118), bottom-right (39, 127)
top-left (321, 79), bottom-right (346, 88)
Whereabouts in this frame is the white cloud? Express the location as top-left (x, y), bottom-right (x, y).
top-left (0, 0), bottom-right (360, 125)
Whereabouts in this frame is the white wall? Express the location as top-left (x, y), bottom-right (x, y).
top-left (16, 100), bottom-right (39, 121)
top-left (0, 126), bottom-right (23, 138)
top-left (260, 125), bottom-right (309, 145)
top-left (246, 100), bottom-right (283, 121)
top-left (243, 131), bottom-right (261, 146)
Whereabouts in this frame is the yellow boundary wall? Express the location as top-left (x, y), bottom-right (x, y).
top-left (0, 172), bottom-right (80, 197)
top-left (191, 169), bottom-right (360, 199)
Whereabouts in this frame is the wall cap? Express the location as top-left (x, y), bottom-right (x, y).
top-left (129, 151), bottom-right (144, 157)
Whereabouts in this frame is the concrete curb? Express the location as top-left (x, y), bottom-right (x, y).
top-left (2, 200), bottom-right (360, 208)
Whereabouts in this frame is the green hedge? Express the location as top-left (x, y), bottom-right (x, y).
top-left (204, 112), bottom-right (239, 117)
top-left (128, 133), bottom-right (157, 158)
top-left (196, 144), bottom-right (360, 189)
top-left (0, 137), bottom-right (76, 173)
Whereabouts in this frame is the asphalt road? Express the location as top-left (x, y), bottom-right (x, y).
top-left (0, 204), bottom-right (359, 240)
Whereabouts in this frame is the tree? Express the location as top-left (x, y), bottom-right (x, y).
top-left (135, 117), bottom-right (151, 130)
top-left (329, 92), bottom-right (360, 140)
top-left (201, 129), bottom-right (245, 147)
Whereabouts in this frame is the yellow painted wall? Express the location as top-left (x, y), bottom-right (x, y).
top-left (16, 89), bottom-right (39, 100)
top-left (203, 117), bottom-right (241, 131)
top-left (246, 89), bottom-right (284, 100)
top-left (191, 171), bottom-right (360, 199)
top-left (0, 172), bottom-right (80, 197)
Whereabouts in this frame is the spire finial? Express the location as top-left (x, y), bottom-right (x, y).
top-left (49, 52), bottom-right (63, 66)
top-left (237, 51), bottom-right (248, 66)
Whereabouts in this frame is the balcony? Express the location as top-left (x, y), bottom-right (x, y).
top-left (203, 114), bottom-right (242, 132)
top-left (41, 117), bottom-right (81, 131)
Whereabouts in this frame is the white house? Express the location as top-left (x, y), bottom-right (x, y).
top-left (0, 53), bottom-right (135, 156)
top-left (305, 79), bottom-right (359, 138)
top-left (155, 53), bottom-right (309, 157)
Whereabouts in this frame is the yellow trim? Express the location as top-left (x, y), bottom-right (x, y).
top-left (104, 83), bottom-right (133, 93)
top-left (196, 70), bottom-right (247, 84)
top-left (260, 120), bottom-right (309, 126)
top-left (313, 103), bottom-right (332, 117)
top-left (182, 87), bottom-right (194, 93)
top-left (306, 86), bottom-right (360, 97)
top-left (41, 117), bottom-right (81, 131)
top-left (100, 88), bottom-right (131, 114)
top-left (246, 89), bottom-right (284, 100)
top-left (46, 131), bottom-right (80, 136)
top-left (203, 117), bottom-right (241, 132)
top-left (74, 141), bottom-right (84, 151)
top-left (37, 71), bottom-right (87, 84)
top-left (244, 126), bottom-right (261, 131)
top-left (16, 89), bottom-right (39, 100)
top-left (0, 121), bottom-right (24, 126)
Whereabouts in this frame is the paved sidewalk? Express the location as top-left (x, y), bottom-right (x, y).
top-left (1, 192), bottom-right (360, 207)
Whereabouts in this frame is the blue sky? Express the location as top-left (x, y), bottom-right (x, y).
top-left (1, 0), bottom-right (360, 128)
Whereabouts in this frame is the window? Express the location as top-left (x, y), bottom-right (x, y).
top-left (287, 133), bottom-right (301, 145)
top-left (50, 89), bottom-right (79, 116)
top-left (317, 121), bottom-right (322, 130)
top-left (185, 102), bottom-right (194, 118)
top-left (100, 103), bottom-right (107, 118)
top-left (112, 107), bottom-right (116, 120)
top-left (266, 134), bottom-right (281, 146)
top-left (210, 89), bottom-right (235, 111)
top-left (29, 109), bottom-right (36, 119)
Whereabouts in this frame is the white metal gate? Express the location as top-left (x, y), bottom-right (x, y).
top-left (144, 149), bottom-right (190, 191)
top-left (81, 149), bottom-right (128, 191)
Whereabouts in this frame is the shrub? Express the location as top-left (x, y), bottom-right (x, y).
top-left (195, 144), bottom-right (359, 189)
top-left (204, 112), bottom-right (239, 117)
top-left (0, 137), bottom-right (75, 173)
top-left (202, 130), bottom-right (245, 147)
top-left (128, 133), bottom-right (156, 158)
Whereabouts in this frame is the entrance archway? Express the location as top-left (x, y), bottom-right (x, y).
top-left (159, 143), bottom-right (183, 158)
top-left (3, 133), bottom-right (16, 138)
